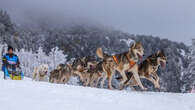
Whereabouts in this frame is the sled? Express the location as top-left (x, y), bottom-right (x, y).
top-left (2, 65), bottom-right (24, 80)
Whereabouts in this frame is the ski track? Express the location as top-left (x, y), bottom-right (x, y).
top-left (0, 72), bottom-right (195, 110)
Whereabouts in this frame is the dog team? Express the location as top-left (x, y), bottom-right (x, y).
top-left (32, 42), bottom-right (167, 91)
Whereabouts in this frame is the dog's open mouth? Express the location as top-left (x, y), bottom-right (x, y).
top-left (44, 71), bottom-right (48, 75)
top-left (137, 53), bottom-right (142, 60)
top-left (160, 61), bottom-right (166, 68)
top-left (90, 65), bottom-right (96, 70)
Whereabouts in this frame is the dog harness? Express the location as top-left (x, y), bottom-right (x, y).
top-left (112, 55), bottom-right (136, 69)
top-left (112, 56), bottom-right (119, 65)
top-left (125, 54), bottom-right (136, 68)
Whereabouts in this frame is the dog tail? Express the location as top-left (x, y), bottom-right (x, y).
top-left (96, 48), bottom-right (104, 59)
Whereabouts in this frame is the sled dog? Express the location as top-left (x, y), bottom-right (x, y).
top-left (49, 64), bottom-right (72, 84)
top-left (96, 42), bottom-right (146, 90)
top-left (71, 56), bottom-right (97, 82)
top-left (124, 50), bottom-right (167, 90)
top-left (32, 64), bottom-right (49, 81)
top-left (81, 61), bottom-right (104, 87)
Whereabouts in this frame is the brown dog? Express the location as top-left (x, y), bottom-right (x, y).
top-left (71, 56), bottom-right (97, 82)
top-left (96, 42), bottom-right (146, 90)
top-left (124, 50), bottom-right (167, 90)
top-left (81, 61), bottom-right (104, 87)
top-left (49, 64), bottom-right (72, 84)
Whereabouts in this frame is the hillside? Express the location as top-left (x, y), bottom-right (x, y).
top-left (0, 72), bottom-right (195, 110)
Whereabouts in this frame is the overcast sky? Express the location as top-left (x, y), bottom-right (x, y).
top-left (0, 0), bottom-right (194, 45)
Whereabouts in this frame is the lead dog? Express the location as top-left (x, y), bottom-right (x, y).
top-left (32, 64), bottom-right (49, 81)
top-left (123, 50), bottom-right (167, 90)
top-left (96, 42), bottom-right (146, 90)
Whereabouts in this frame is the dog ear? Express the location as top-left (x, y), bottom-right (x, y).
top-left (130, 42), bottom-right (136, 49)
top-left (157, 50), bottom-right (161, 55)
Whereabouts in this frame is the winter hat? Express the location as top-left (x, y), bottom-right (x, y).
top-left (7, 45), bottom-right (14, 51)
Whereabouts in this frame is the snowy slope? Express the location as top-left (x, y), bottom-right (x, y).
top-left (0, 72), bottom-right (195, 110)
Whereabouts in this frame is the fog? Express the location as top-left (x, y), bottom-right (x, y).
top-left (0, 0), bottom-right (195, 44)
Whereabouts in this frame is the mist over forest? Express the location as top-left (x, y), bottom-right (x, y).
top-left (1, 0), bottom-right (195, 44)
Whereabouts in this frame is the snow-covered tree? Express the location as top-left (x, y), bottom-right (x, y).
top-left (0, 43), bottom-right (7, 69)
top-left (16, 49), bottom-right (37, 77)
top-left (0, 10), bottom-right (14, 35)
top-left (181, 39), bottom-right (195, 92)
top-left (15, 46), bottom-right (68, 78)
top-left (48, 47), bottom-right (67, 70)
top-left (36, 47), bottom-right (49, 65)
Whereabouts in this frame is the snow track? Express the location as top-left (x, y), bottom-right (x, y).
top-left (0, 72), bottom-right (195, 110)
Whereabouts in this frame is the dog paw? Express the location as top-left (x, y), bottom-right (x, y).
top-left (108, 87), bottom-right (114, 90)
top-left (142, 87), bottom-right (148, 91)
top-left (155, 84), bottom-right (160, 89)
top-left (119, 86), bottom-right (124, 90)
top-left (119, 84), bottom-right (127, 90)
top-left (80, 78), bottom-right (84, 82)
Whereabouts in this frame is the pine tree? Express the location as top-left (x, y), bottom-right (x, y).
top-left (36, 47), bottom-right (48, 65)
top-left (181, 39), bottom-right (195, 92)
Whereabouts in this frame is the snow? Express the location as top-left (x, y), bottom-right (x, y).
top-left (0, 72), bottom-right (195, 110)
top-left (105, 36), bottom-right (110, 41)
top-left (180, 49), bottom-right (186, 56)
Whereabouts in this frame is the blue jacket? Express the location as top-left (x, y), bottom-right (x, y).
top-left (2, 53), bottom-right (20, 67)
top-left (2, 53), bottom-right (23, 79)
